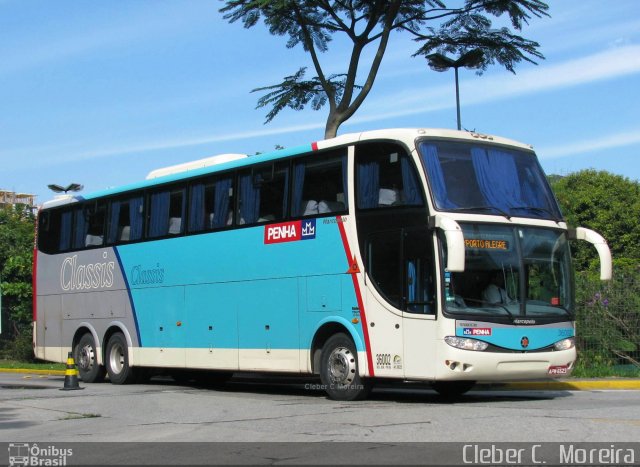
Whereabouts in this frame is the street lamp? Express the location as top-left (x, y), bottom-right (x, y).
top-left (426, 49), bottom-right (484, 130)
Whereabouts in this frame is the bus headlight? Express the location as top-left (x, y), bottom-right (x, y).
top-left (553, 337), bottom-right (575, 351)
top-left (444, 336), bottom-right (489, 351)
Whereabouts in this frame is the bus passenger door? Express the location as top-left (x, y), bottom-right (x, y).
top-left (364, 230), bottom-right (405, 378)
top-left (402, 228), bottom-right (438, 379)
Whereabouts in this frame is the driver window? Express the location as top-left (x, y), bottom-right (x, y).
top-left (366, 228), bottom-right (436, 314)
top-left (404, 229), bottom-right (436, 314)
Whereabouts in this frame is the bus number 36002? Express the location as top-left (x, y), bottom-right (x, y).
top-left (376, 353), bottom-right (391, 367)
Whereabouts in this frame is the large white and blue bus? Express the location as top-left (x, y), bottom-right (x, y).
top-left (33, 128), bottom-right (612, 400)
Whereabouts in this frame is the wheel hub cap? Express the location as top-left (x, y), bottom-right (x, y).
top-left (328, 346), bottom-right (356, 387)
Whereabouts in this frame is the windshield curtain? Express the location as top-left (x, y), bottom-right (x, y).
top-left (444, 224), bottom-right (574, 318)
top-left (418, 140), bottom-right (561, 220)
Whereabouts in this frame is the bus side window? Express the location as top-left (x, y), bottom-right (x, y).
top-left (237, 163), bottom-right (289, 225)
top-left (291, 151), bottom-right (348, 217)
top-left (366, 230), bottom-right (403, 309)
top-left (108, 196), bottom-right (144, 244)
top-left (356, 143), bottom-right (424, 209)
top-left (404, 229), bottom-right (436, 314)
top-left (148, 188), bottom-right (186, 238)
top-left (189, 176), bottom-right (233, 232)
top-left (38, 210), bottom-right (62, 254)
top-left (59, 210), bottom-right (73, 252)
top-left (70, 204), bottom-right (105, 249)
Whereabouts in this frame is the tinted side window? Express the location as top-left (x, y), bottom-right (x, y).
top-left (292, 151), bottom-right (348, 217)
top-left (237, 163), bottom-right (289, 225)
top-left (356, 143), bottom-right (424, 209)
top-left (404, 229), bottom-right (436, 314)
top-left (38, 210), bottom-right (61, 254)
top-left (56, 209), bottom-right (73, 252)
top-left (188, 175), bottom-right (233, 232)
top-left (366, 230), bottom-right (403, 309)
top-left (108, 196), bottom-right (144, 244)
top-left (148, 187), bottom-right (186, 238)
top-left (79, 202), bottom-right (106, 248)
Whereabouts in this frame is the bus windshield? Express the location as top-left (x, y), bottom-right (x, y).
top-left (444, 224), bottom-right (574, 318)
top-left (418, 140), bottom-right (562, 220)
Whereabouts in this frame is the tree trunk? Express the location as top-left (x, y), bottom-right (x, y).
top-left (324, 112), bottom-right (343, 139)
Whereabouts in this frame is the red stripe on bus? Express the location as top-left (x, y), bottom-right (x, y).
top-left (311, 141), bottom-right (319, 152)
top-left (32, 212), bottom-right (38, 323)
top-left (336, 216), bottom-right (375, 377)
top-left (32, 247), bottom-right (37, 322)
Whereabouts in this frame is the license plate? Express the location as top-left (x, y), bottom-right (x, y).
top-left (548, 365), bottom-right (569, 375)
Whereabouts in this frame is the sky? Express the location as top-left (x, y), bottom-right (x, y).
top-left (2, 1), bottom-right (639, 206)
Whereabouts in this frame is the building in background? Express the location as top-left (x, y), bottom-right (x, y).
top-left (0, 190), bottom-right (36, 209)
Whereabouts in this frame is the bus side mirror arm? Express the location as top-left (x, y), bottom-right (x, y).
top-left (568, 227), bottom-right (613, 280)
top-left (429, 215), bottom-right (465, 272)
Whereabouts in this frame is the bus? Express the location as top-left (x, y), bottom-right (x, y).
top-left (33, 128), bottom-right (612, 400)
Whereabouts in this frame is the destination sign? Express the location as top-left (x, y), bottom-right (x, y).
top-left (464, 238), bottom-right (509, 250)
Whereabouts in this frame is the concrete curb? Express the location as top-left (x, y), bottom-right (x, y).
top-left (492, 379), bottom-right (640, 391)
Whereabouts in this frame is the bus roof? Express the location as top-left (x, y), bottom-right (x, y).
top-left (40, 128), bottom-right (534, 209)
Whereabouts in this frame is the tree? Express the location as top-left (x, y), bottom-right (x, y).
top-left (0, 205), bottom-right (35, 359)
top-left (550, 171), bottom-right (640, 373)
top-left (549, 170), bottom-right (640, 272)
top-left (220, 0), bottom-right (549, 138)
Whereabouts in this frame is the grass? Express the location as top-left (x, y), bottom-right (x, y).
top-left (572, 363), bottom-right (640, 378)
top-left (0, 359), bottom-right (66, 371)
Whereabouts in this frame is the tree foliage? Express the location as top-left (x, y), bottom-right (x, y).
top-left (220, 0), bottom-right (549, 138)
top-left (549, 170), bottom-right (640, 272)
top-left (550, 170), bottom-right (640, 372)
top-left (0, 205), bottom-right (35, 359)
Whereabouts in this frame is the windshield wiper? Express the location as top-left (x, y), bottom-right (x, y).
top-left (548, 304), bottom-right (573, 320)
top-left (510, 206), bottom-right (561, 222)
top-left (447, 206), bottom-right (511, 220)
top-left (492, 303), bottom-right (515, 320)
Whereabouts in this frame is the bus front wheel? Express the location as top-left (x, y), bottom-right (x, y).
top-left (105, 332), bottom-right (136, 384)
top-left (320, 333), bottom-right (371, 401)
top-left (74, 333), bottom-right (105, 383)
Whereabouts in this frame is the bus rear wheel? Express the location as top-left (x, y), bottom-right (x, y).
top-left (105, 332), bottom-right (137, 384)
top-left (320, 333), bottom-right (371, 401)
top-left (74, 333), bottom-right (105, 383)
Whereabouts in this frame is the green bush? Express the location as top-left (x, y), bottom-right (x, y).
top-left (574, 264), bottom-right (640, 372)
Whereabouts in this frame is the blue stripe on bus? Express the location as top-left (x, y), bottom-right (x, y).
top-left (455, 325), bottom-right (574, 351)
top-left (113, 246), bottom-right (143, 346)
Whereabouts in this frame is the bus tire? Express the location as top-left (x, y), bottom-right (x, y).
top-left (105, 332), bottom-right (136, 384)
top-left (74, 333), bottom-right (105, 383)
top-left (431, 380), bottom-right (475, 398)
top-left (320, 333), bottom-right (371, 401)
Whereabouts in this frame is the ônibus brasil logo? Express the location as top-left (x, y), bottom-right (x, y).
top-left (8, 443), bottom-right (73, 466)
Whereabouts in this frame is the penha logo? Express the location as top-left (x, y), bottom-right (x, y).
top-left (462, 327), bottom-right (492, 336)
top-left (264, 219), bottom-right (316, 244)
top-left (301, 219), bottom-right (316, 239)
top-left (60, 253), bottom-right (115, 291)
